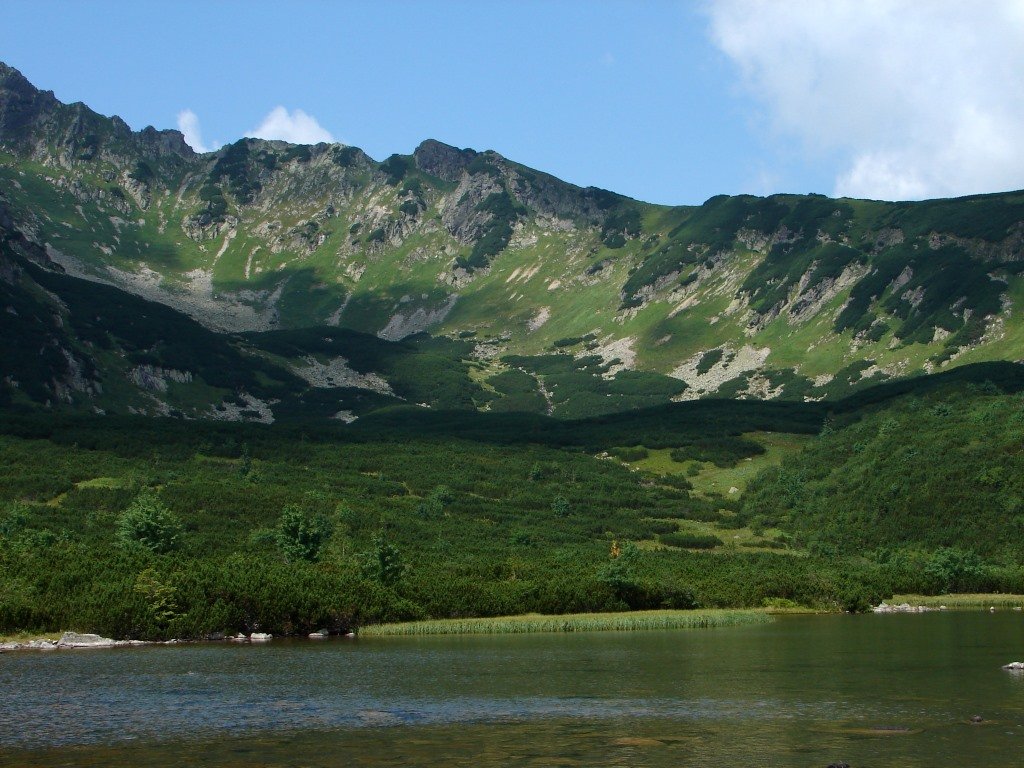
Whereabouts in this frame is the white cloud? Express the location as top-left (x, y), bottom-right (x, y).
top-left (246, 106), bottom-right (334, 145)
top-left (176, 109), bottom-right (215, 154)
top-left (707, 0), bottom-right (1024, 200)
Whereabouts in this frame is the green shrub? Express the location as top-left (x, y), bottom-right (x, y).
top-left (551, 495), bottom-right (571, 517)
top-left (646, 520), bottom-right (678, 535)
top-left (660, 533), bottom-right (723, 549)
top-left (609, 446), bottom-right (649, 462)
top-left (275, 504), bottom-right (334, 562)
top-left (361, 536), bottom-right (406, 587)
top-left (380, 155), bottom-right (413, 185)
top-left (115, 491), bottom-right (183, 554)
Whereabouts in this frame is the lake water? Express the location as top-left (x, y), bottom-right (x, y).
top-left (1, 612), bottom-right (1022, 767)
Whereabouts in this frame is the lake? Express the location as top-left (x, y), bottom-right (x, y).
top-left (1, 612), bottom-right (1022, 766)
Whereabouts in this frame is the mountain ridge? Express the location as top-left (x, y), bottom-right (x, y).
top-left (3, 60), bottom-right (1024, 421)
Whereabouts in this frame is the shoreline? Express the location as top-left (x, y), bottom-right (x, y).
top-left (890, 593), bottom-right (1024, 609)
top-left (5, 595), bottom-right (1022, 651)
top-left (1, 609), bottom-right (780, 651)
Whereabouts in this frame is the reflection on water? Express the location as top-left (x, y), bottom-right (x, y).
top-left (1, 613), bottom-right (1022, 767)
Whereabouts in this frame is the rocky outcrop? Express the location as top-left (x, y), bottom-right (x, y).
top-left (413, 139), bottom-right (477, 182)
top-left (379, 294), bottom-right (458, 340)
top-left (0, 62), bottom-right (193, 166)
top-left (128, 365), bottom-right (194, 393)
top-left (56, 631), bottom-right (116, 648)
top-left (670, 345), bottom-right (771, 399)
top-left (0, 638), bottom-right (58, 652)
top-left (290, 355), bottom-right (393, 394)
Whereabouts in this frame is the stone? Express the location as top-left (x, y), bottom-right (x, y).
top-left (1002, 661), bottom-right (1024, 670)
top-left (309, 629), bottom-right (330, 638)
top-left (249, 632), bottom-right (272, 642)
top-left (872, 602), bottom-right (930, 613)
top-left (56, 631), bottom-right (116, 649)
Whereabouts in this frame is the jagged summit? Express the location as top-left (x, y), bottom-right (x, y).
top-left (0, 61), bottom-right (194, 162)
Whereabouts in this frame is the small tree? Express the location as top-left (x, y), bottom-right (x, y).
top-left (361, 536), bottom-right (406, 587)
top-left (598, 540), bottom-right (640, 593)
top-left (551, 495), bottom-right (571, 517)
top-left (116, 491), bottom-right (184, 554)
top-left (924, 547), bottom-right (986, 593)
top-left (430, 485), bottom-right (455, 506)
top-left (276, 504), bottom-right (334, 563)
top-left (134, 567), bottom-right (179, 627)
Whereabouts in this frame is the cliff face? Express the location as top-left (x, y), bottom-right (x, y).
top-left (2, 60), bottom-right (1024, 418)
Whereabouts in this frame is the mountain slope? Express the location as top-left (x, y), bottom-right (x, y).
top-left (2, 61), bottom-right (1024, 417)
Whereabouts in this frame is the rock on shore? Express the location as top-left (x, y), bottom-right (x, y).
top-left (0, 638), bottom-right (58, 652)
top-left (0, 632), bottom-right (155, 653)
top-left (872, 602), bottom-right (937, 613)
top-left (57, 631), bottom-right (117, 648)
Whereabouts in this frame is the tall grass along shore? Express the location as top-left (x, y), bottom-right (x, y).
top-left (359, 608), bottom-right (772, 636)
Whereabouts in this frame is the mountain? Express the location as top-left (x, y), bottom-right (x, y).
top-left (3, 61), bottom-right (1024, 421)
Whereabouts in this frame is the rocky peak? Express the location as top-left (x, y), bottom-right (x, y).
top-left (413, 139), bottom-right (477, 182)
top-left (0, 60), bottom-right (194, 166)
top-left (0, 61), bottom-right (42, 97)
top-left (0, 62), bottom-right (61, 146)
top-left (137, 125), bottom-right (194, 159)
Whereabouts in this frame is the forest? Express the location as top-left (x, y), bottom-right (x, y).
top-left (3, 365), bottom-right (1023, 639)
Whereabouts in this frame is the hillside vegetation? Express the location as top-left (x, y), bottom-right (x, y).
top-left (740, 385), bottom-right (1024, 589)
top-left (3, 372), bottom-right (1024, 638)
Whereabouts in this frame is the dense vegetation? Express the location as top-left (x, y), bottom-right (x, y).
top-left (3, 370), bottom-right (1024, 639)
top-left (741, 384), bottom-right (1024, 591)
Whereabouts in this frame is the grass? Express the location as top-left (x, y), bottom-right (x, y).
top-left (891, 594), bottom-right (1024, 609)
top-left (76, 476), bottom-right (132, 489)
top-left (686, 432), bottom-right (813, 498)
top-left (359, 608), bottom-right (772, 636)
top-left (0, 631), bottom-right (62, 644)
top-left (648, 517), bottom-right (795, 554)
top-left (626, 432), bottom-right (813, 499)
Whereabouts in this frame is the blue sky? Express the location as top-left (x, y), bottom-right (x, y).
top-left (2, 1), bottom-right (1022, 205)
